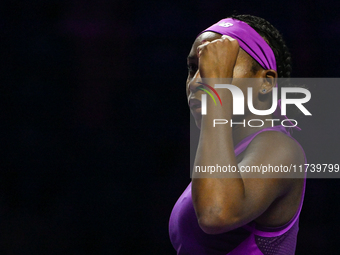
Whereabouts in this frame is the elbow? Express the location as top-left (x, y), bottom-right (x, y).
top-left (197, 210), bottom-right (242, 235)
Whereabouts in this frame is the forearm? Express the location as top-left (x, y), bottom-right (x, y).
top-left (192, 88), bottom-right (247, 233)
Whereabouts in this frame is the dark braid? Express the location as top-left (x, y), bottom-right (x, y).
top-left (229, 15), bottom-right (305, 119)
top-left (229, 14), bottom-right (292, 78)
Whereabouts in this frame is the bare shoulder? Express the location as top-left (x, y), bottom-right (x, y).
top-left (238, 129), bottom-right (305, 196)
top-left (241, 130), bottom-right (305, 226)
top-left (241, 130), bottom-right (305, 170)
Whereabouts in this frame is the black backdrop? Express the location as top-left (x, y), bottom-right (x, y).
top-left (2, 0), bottom-right (340, 254)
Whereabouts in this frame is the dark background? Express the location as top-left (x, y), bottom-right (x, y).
top-left (2, 0), bottom-right (340, 254)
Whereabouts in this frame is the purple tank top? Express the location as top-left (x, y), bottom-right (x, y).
top-left (169, 125), bottom-right (307, 255)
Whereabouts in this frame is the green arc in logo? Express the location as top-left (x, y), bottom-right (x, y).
top-left (198, 87), bottom-right (217, 106)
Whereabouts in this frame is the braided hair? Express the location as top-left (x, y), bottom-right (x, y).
top-left (229, 14), bottom-right (305, 118)
top-left (229, 14), bottom-right (292, 78)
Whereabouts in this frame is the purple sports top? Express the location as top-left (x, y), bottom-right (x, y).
top-left (169, 125), bottom-right (307, 255)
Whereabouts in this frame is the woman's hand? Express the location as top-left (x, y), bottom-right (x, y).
top-left (197, 35), bottom-right (240, 80)
top-left (196, 35), bottom-right (239, 124)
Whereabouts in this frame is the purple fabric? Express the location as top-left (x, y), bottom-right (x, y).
top-left (197, 18), bottom-right (276, 71)
top-left (169, 125), bottom-right (306, 254)
top-left (197, 18), bottom-right (300, 131)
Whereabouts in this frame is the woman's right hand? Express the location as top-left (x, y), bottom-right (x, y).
top-left (197, 35), bottom-right (240, 80)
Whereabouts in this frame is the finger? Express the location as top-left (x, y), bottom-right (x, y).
top-left (222, 35), bottom-right (240, 49)
top-left (198, 41), bottom-right (210, 49)
top-left (197, 42), bottom-right (210, 56)
top-left (209, 35), bottom-right (234, 45)
top-left (221, 35), bottom-right (235, 41)
top-left (201, 40), bottom-right (210, 45)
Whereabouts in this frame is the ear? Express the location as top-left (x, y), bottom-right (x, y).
top-left (259, 69), bottom-right (278, 94)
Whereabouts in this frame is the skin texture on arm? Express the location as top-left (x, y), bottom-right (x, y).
top-left (188, 33), bottom-right (305, 234)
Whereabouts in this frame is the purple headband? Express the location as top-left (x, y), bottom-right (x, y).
top-left (198, 18), bottom-right (300, 132)
top-left (198, 18), bottom-right (276, 71)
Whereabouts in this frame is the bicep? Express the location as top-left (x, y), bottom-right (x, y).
top-left (193, 131), bottom-right (304, 234)
top-left (235, 131), bottom-right (304, 224)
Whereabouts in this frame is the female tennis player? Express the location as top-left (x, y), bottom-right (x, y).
top-left (169, 15), bottom-right (306, 254)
